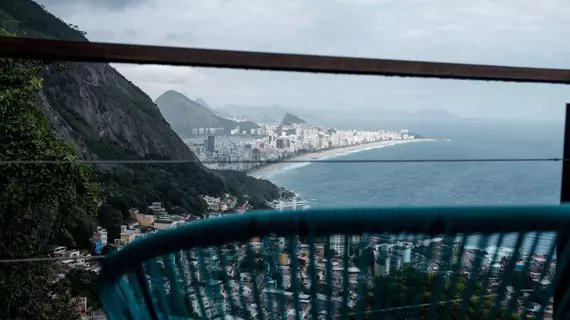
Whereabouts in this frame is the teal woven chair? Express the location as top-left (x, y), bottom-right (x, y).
top-left (98, 206), bottom-right (570, 320)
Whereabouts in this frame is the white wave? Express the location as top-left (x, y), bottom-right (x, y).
top-left (318, 144), bottom-right (394, 160)
top-left (266, 162), bottom-right (312, 178)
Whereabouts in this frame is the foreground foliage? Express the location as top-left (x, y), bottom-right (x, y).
top-left (0, 29), bottom-right (98, 319)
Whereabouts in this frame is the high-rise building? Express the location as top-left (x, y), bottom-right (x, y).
top-left (403, 246), bottom-right (411, 263)
top-left (330, 234), bottom-right (345, 255)
top-left (330, 234), bottom-right (361, 255)
top-left (390, 255), bottom-right (402, 270)
top-left (207, 135), bottom-right (215, 152)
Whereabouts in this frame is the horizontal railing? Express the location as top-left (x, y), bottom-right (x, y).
top-left (1, 36), bottom-right (570, 84)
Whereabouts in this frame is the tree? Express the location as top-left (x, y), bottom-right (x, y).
top-left (0, 29), bottom-right (99, 319)
top-left (328, 248), bottom-right (339, 258)
top-left (98, 204), bottom-right (124, 241)
top-left (354, 247), bottom-right (375, 268)
top-left (362, 267), bottom-right (519, 320)
top-left (55, 269), bottom-right (100, 310)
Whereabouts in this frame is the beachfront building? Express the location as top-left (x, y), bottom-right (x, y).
top-left (267, 198), bottom-right (308, 211)
top-left (190, 122), bottom-right (420, 172)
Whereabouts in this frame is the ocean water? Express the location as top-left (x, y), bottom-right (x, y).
top-left (264, 119), bottom-right (565, 254)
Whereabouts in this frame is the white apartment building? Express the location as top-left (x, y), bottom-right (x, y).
top-left (330, 234), bottom-right (361, 255)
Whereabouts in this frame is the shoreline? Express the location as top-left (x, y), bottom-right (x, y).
top-left (248, 138), bottom-right (434, 178)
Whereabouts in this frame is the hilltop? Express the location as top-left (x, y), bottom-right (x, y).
top-left (281, 112), bottom-right (306, 126)
top-left (155, 90), bottom-right (259, 137)
top-left (216, 104), bottom-right (293, 124)
top-left (195, 97), bottom-right (214, 111)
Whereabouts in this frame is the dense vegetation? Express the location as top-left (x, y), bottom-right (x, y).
top-left (351, 266), bottom-right (528, 320)
top-left (0, 29), bottom-right (97, 319)
top-left (215, 170), bottom-right (294, 208)
top-left (55, 269), bottom-right (101, 310)
top-left (0, 30), bottom-right (284, 320)
top-left (91, 162), bottom-right (293, 239)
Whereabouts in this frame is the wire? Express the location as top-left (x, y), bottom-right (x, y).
top-left (0, 255), bottom-right (106, 264)
top-left (0, 158), bottom-right (564, 165)
top-left (340, 294), bottom-right (501, 317)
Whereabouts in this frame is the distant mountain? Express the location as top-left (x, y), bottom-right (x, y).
top-left (217, 104), bottom-right (460, 126)
top-left (281, 113), bottom-right (306, 126)
top-left (195, 97), bottom-right (213, 111)
top-left (277, 113), bottom-right (306, 136)
top-left (217, 105), bottom-right (292, 124)
top-left (214, 108), bottom-right (235, 119)
top-left (155, 90), bottom-right (259, 137)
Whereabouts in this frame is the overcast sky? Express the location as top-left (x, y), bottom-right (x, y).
top-left (37, 0), bottom-right (570, 120)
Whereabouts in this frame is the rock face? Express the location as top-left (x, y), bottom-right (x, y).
top-left (40, 63), bottom-right (194, 160)
top-left (155, 90), bottom-right (259, 137)
top-left (0, 0), bottom-right (193, 161)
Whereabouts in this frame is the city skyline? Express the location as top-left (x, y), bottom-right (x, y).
top-left (187, 121), bottom-right (421, 172)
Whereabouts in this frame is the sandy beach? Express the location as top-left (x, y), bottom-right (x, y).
top-left (248, 139), bottom-right (433, 178)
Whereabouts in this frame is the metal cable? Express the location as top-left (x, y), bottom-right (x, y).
top-left (0, 255), bottom-right (106, 263)
top-left (339, 294), bottom-right (502, 318)
top-left (0, 158), bottom-right (564, 165)
top-left (0, 157), bottom-right (562, 263)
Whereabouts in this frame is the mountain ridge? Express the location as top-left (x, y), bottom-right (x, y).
top-left (0, 1), bottom-right (194, 161)
top-left (0, 1), bottom-right (286, 216)
top-left (195, 97), bottom-right (214, 111)
top-left (155, 89), bottom-right (260, 137)
top-left (217, 104), bottom-right (292, 124)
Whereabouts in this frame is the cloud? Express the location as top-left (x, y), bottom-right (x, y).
top-left (115, 65), bottom-right (208, 85)
top-left (34, 0), bottom-right (570, 120)
top-left (37, 0), bottom-right (148, 11)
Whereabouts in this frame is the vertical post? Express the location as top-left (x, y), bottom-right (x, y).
top-left (556, 103), bottom-right (570, 318)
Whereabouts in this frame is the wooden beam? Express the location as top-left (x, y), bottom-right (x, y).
top-left (1, 36), bottom-right (570, 84)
